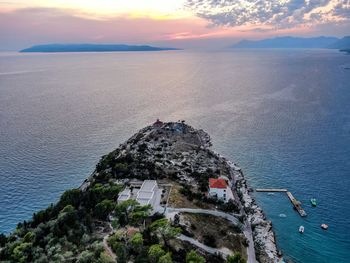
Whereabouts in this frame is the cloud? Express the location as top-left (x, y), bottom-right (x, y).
top-left (185, 0), bottom-right (350, 29)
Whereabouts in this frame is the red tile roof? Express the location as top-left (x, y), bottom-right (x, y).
top-left (209, 178), bottom-right (227, 189)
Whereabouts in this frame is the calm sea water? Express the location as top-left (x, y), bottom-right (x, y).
top-left (0, 50), bottom-right (349, 262)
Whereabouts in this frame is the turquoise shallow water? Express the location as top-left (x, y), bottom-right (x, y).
top-left (0, 50), bottom-right (349, 262)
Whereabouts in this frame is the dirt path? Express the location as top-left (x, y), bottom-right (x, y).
top-left (102, 224), bottom-right (117, 262)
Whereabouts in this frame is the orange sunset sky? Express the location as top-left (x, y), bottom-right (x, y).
top-left (0, 0), bottom-right (349, 50)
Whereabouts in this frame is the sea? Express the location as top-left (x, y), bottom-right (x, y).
top-left (0, 49), bottom-right (349, 262)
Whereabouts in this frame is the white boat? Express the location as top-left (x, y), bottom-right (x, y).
top-left (321, 224), bottom-right (328, 230)
top-left (299, 225), bottom-right (305, 233)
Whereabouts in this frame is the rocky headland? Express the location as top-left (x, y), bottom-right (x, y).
top-left (83, 121), bottom-right (280, 262)
top-left (0, 121), bottom-right (281, 263)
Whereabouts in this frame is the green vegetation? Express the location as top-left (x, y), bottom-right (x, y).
top-left (226, 253), bottom-right (246, 263)
top-left (0, 182), bottom-right (129, 262)
top-left (150, 218), bottom-right (181, 247)
top-left (186, 250), bottom-right (205, 263)
top-left (105, 217), bottom-right (182, 263)
top-left (0, 180), bottom-right (182, 263)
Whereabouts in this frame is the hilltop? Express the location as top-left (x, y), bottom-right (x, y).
top-left (20, 44), bottom-right (179, 53)
top-left (0, 121), bottom-right (280, 263)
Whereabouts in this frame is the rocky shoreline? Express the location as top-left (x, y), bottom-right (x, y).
top-left (234, 167), bottom-right (280, 262)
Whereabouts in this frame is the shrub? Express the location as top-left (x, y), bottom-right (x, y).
top-left (186, 250), bottom-right (205, 263)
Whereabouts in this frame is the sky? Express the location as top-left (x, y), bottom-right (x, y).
top-left (0, 0), bottom-right (349, 50)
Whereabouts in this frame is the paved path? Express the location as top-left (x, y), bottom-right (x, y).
top-left (178, 234), bottom-right (229, 257)
top-left (243, 222), bottom-right (257, 263)
top-left (165, 207), bottom-right (243, 228)
top-left (230, 177), bottom-right (257, 263)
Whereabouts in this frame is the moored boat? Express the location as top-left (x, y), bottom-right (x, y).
top-left (310, 198), bottom-right (317, 207)
top-left (299, 225), bottom-right (305, 233)
top-left (321, 224), bottom-right (328, 230)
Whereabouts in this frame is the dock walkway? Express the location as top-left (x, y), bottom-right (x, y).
top-left (256, 188), bottom-right (288, 192)
top-left (255, 188), bottom-right (307, 217)
top-left (286, 191), bottom-right (307, 217)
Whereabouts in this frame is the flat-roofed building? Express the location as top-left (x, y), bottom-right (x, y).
top-left (117, 180), bottom-right (160, 211)
top-left (117, 188), bottom-right (131, 203)
top-left (136, 180), bottom-right (158, 206)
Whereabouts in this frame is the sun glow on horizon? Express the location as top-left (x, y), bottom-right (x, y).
top-left (2, 0), bottom-right (190, 19)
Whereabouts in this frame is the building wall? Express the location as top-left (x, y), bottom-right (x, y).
top-left (209, 187), bottom-right (227, 201)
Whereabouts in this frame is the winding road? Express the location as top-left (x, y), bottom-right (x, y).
top-left (164, 207), bottom-right (257, 263)
top-left (165, 207), bottom-right (242, 227)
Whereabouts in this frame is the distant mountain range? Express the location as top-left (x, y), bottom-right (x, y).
top-left (20, 44), bottom-right (179, 53)
top-left (232, 36), bottom-right (350, 49)
top-left (327, 36), bottom-right (350, 49)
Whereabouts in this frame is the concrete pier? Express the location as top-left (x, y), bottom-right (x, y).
top-left (286, 191), bottom-right (307, 217)
top-left (256, 188), bottom-right (288, 192)
top-left (255, 188), bottom-right (307, 217)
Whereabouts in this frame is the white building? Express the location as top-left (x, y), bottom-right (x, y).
top-left (208, 178), bottom-right (233, 202)
top-left (117, 188), bottom-right (131, 203)
top-left (117, 180), bottom-right (160, 210)
top-left (136, 180), bottom-right (159, 206)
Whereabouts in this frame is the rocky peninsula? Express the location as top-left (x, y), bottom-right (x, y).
top-left (0, 121), bottom-right (281, 263)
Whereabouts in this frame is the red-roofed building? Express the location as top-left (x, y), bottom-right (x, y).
top-left (153, 119), bottom-right (163, 127)
top-left (209, 178), bottom-right (232, 202)
top-left (209, 178), bottom-right (227, 189)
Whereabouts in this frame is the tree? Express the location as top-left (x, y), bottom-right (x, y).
top-left (58, 189), bottom-right (82, 209)
top-left (54, 205), bottom-right (79, 237)
top-left (12, 242), bottom-right (33, 263)
top-left (130, 232), bottom-right (143, 253)
top-left (158, 252), bottom-right (173, 263)
top-left (94, 200), bottom-right (115, 220)
top-left (129, 205), bottom-right (152, 225)
top-left (98, 251), bottom-right (115, 263)
top-left (115, 200), bottom-right (151, 226)
top-left (150, 219), bottom-right (181, 247)
top-left (226, 252), bottom-right (246, 263)
top-left (23, 232), bottom-right (35, 243)
top-left (0, 233), bottom-right (7, 247)
top-left (148, 244), bottom-right (165, 263)
top-left (115, 199), bottom-right (138, 226)
top-left (186, 250), bottom-right (205, 263)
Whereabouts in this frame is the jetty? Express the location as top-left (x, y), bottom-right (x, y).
top-left (256, 189), bottom-right (307, 217)
top-left (286, 191), bottom-right (307, 217)
top-left (256, 188), bottom-right (288, 192)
